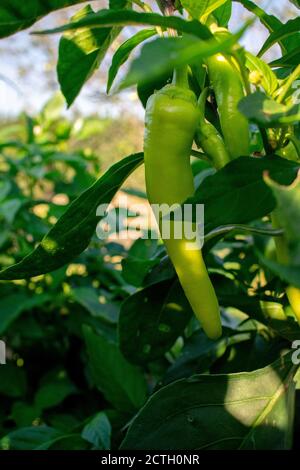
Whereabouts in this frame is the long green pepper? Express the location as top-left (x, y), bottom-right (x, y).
top-left (204, 26), bottom-right (250, 160)
top-left (144, 67), bottom-right (222, 340)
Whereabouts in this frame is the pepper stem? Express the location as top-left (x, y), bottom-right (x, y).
top-left (172, 65), bottom-right (189, 89)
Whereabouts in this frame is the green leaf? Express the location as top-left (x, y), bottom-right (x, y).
top-left (11, 402), bottom-right (41, 428)
top-left (0, 0), bottom-right (86, 38)
top-left (122, 237), bottom-right (160, 287)
top-left (137, 71), bottom-right (172, 108)
top-left (259, 256), bottom-right (300, 289)
top-left (34, 9), bottom-right (212, 40)
top-left (82, 412), bottom-right (111, 449)
top-left (119, 279), bottom-right (193, 365)
top-left (181, 0), bottom-right (228, 20)
top-left (121, 30), bottom-right (244, 88)
top-left (36, 434), bottom-right (89, 450)
top-left (235, 1), bottom-right (299, 60)
top-left (0, 153), bottom-right (143, 280)
top-left (234, 0), bottom-right (282, 34)
top-left (0, 426), bottom-right (61, 450)
top-left (0, 293), bottom-right (51, 335)
top-left (289, 0), bottom-right (300, 8)
top-left (122, 256), bottom-right (159, 287)
top-left (214, 274), bottom-right (300, 341)
top-left (238, 91), bottom-right (300, 127)
top-left (0, 180), bottom-right (11, 200)
top-left (35, 377), bottom-right (77, 410)
top-left (190, 156), bottom-right (299, 232)
top-left (0, 198), bottom-right (22, 224)
top-left (162, 328), bottom-right (251, 385)
top-left (121, 353), bottom-right (296, 450)
top-left (0, 363), bottom-right (27, 398)
top-left (270, 46), bottom-right (300, 69)
top-left (57, 4), bottom-right (123, 107)
top-left (259, 18), bottom-right (300, 57)
top-left (107, 28), bottom-right (156, 93)
top-left (72, 287), bottom-right (119, 323)
top-left (246, 52), bottom-right (278, 96)
top-left (83, 325), bottom-right (147, 412)
top-left (214, 0), bottom-right (232, 27)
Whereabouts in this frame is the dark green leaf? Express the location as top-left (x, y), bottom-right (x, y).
top-left (72, 287), bottom-right (119, 323)
top-left (35, 377), bottom-right (77, 410)
top-left (0, 153), bottom-right (143, 280)
top-left (58, 4), bottom-right (122, 106)
top-left (81, 412), bottom-right (111, 449)
top-left (137, 71), bottom-right (172, 108)
top-left (190, 156), bottom-right (299, 232)
top-left (234, 0), bottom-right (282, 34)
top-left (0, 0), bottom-right (87, 38)
top-left (0, 364), bottom-right (27, 398)
top-left (214, 0), bottom-right (232, 26)
top-left (0, 426), bottom-right (61, 450)
top-left (259, 256), bottom-right (300, 289)
top-left (83, 325), bottom-right (147, 412)
top-left (107, 28), bottom-right (156, 93)
top-left (36, 434), bottom-right (89, 450)
top-left (121, 30), bottom-right (244, 88)
top-left (118, 279), bottom-right (193, 365)
top-left (11, 402), bottom-right (41, 428)
top-left (259, 18), bottom-right (300, 57)
top-left (239, 92), bottom-right (300, 127)
top-left (0, 293), bottom-right (51, 335)
top-left (122, 257), bottom-right (159, 287)
top-left (121, 353), bottom-right (296, 450)
top-left (270, 46), bottom-right (300, 69)
top-left (34, 10), bottom-right (212, 40)
top-left (162, 328), bottom-right (251, 385)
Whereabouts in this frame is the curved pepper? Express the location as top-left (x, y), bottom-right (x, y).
top-left (144, 67), bottom-right (222, 339)
top-left (205, 52), bottom-right (250, 159)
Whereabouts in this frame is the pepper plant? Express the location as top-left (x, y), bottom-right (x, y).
top-left (0, 0), bottom-right (300, 450)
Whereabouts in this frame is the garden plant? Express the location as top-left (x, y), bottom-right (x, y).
top-left (0, 0), bottom-right (300, 451)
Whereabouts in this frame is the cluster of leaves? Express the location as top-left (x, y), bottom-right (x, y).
top-left (0, 0), bottom-right (300, 451)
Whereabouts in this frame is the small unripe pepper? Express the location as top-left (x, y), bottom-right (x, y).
top-left (195, 87), bottom-right (231, 169)
top-left (144, 67), bottom-right (222, 339)
top-left (204, 25), bottom-right (250, 160)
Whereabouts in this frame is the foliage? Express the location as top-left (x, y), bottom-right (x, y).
top-left (0, 0), bottom-right (300, 451)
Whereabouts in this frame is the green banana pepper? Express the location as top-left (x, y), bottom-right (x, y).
top-left (144, 67), bottom-right (222, 340)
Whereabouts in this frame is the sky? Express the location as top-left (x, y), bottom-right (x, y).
top-left (0, 0), bottom-right (298, 120)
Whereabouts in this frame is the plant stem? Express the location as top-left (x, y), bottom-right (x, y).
top-left (132, 0), bottom-right (152, 12)
top-left (172, 65), bottom-right (189, 88)
top-left (260, 127), bottom-right (273, 155)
